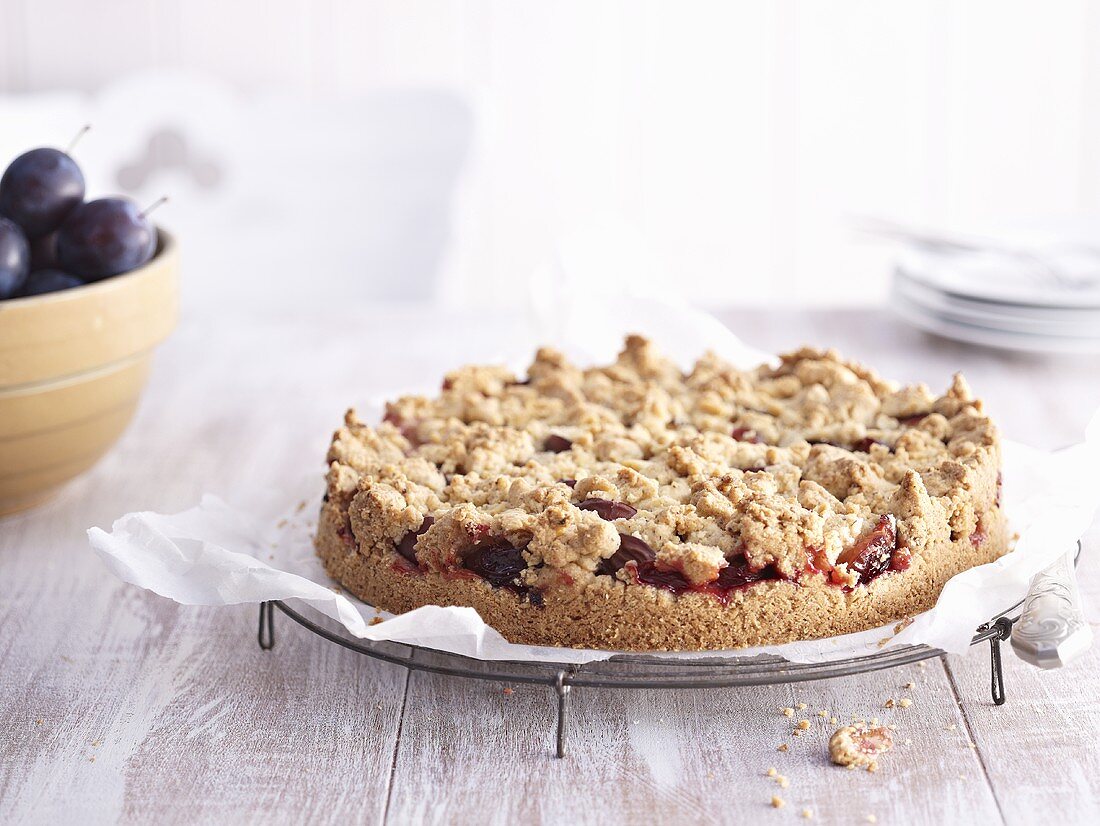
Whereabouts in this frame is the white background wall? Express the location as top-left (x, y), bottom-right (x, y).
top-left (1, 0), bottom-right (1098, 313)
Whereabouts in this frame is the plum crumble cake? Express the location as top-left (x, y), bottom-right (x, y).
top-left (315, 335), bottom-right (1007, 651)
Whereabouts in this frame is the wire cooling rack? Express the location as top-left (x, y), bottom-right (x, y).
top-left (258, 599), bottom-right (1017, 758)
top-left (254, 564), bottom-right (1057, 759)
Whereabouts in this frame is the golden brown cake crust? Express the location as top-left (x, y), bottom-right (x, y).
top-left (315, 336), bottom-right (1008, 651)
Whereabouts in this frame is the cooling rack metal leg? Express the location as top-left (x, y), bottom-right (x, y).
top-left (554, 670), bottom-right (572, 758)
top-left (258, 601), bottom-right (276, 651)
top-left (989, 616), bottom-right (1013, 706)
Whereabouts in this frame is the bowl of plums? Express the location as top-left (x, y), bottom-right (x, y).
top-left (0, 131), bottom-right (178, 515)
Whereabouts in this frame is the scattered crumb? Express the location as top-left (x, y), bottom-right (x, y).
top-left (295, 500), bottom-right (307, 513)
top-left (884, 699), bottom-right (896, 709)
top-left (829, 717), bottom-right (838, 725)
top-left (946, 724), bottom-right (957, 731)
top-left (870, 718), bottom-right (879, 726)
top-left (829, 724), bottom-right (894, 768)
top-left (771, 795), bottom-right (785, 809)
top-left (777, 776), bottom-right (790, 789)
top-left (91, 740), bottom-right (100, 748)
top-left (792, 729), bottom-right (803, 737)
top-left (707, 771), bottom-right (715, 779)
top-left (903, 681), bottom-right (915, 690)
top-left (898, 698), bottom-right (912, 708)
top-left (797, 720), bottom-right (811, 731)
top-left (782, 707), bottom-right (795, 717)
top-left (369, 616), bottom-right (384, 626)
top-left (903, 738), bottom-right (912, 745)
top-left (801, 809), bottom-right (813, 820)
top-left (796, 702), bottom-right (807, 711)
top-left (958, 773), bottom-right (966, 780)
top-left (35, 719), bottom-right (42, 726)
top-left (502, 687), bottom-right (514, 696)
top-left (817, 710), bottom-right (828, 718)
top-left (276, 518), bottom-right (288, 529)
top-left (777, 744), bottom-right (789, 752)
top-left (866, 816), bottom-right (878, 824)
top-left (88, 756), bottom-right (95, 763)
top-left (767, 768), bottom-right (778, 777)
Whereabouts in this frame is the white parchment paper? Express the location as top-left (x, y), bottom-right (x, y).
top-left (89, 299), bottom-right (1100, 664)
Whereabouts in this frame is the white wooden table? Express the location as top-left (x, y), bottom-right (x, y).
top-left (2, 307), bottom-right (1098, 825)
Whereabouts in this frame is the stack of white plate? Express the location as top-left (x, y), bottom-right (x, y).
top-left (890, 243), bottom-right (1100, 354)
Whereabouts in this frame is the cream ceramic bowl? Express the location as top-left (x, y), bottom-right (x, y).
top-left (0, 231), bottom-right (178, 515)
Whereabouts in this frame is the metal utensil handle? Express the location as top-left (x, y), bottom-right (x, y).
top-left (1011, 548), bottom-right (1093, 669)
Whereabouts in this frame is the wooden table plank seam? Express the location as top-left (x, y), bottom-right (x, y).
top-left (381, 670), bottom-right (413, 826)
top-left (941, 659), bottom-right (1009, 825)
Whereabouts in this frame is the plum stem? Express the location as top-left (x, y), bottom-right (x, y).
top-left (66, 125), bottom-right (91, 155)
top-left (139, 196), bottom-right (169, 218)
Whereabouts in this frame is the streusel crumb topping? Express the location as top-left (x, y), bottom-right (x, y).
top-left (325, 335), bottom-right (1000, 599)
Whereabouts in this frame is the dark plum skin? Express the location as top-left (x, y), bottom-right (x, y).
top-left (597, 534), bottom-right (656, 577)
top-left (30, 231), bottom-right (60, 271)
top-left (544, 434), bottom-right (573, 453)
top-left (57, 198), bottom-right (157, 281)
top-left (0, 217), bottom-right (31, 299)
top-left (19, 269), bottom-right (84, 297)
top-left (577, 498), bottom-right (637, 521)
top-left (0, 148), bottom-right (85, 239)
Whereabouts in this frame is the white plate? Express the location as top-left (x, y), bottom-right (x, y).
top-left (890, 285), bottom-right (1100, 354)
top-left (897, 249), bottom-right (1100, 309)
top-left (893, 272), bottom-right (1100, 338)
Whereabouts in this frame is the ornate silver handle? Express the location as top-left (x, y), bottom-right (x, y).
top-left (1011, 544), bottom-right (1092, 669)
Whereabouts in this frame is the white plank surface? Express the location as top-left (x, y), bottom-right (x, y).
top-left (1, 307), bottom-right (1097, 825)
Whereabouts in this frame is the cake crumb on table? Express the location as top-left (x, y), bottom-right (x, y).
top-left (777, 744), bottom-right (789, 752)
top-left (829, 724), bottom-right (894, 768)
top-left (797, 720), bottom-right (811, 730)
top-left (771, 796), bottom-right (785, 809)
top-left (782, 707), bottom-right (795, 717)
top-left (801, 809), bottom-right (813, 820)
top-left (796, 702), bottom-right (807, 711)
top-left (898, 698), bottom-right (912, 708)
